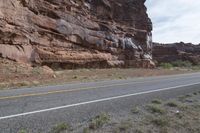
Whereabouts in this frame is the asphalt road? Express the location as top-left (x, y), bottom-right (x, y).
top-left (0, 72), bottom-right (200, 132)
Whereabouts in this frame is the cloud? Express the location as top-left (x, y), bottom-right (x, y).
top-left (145, 0), bottom-right (200, 44)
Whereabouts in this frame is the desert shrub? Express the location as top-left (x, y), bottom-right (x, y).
top-left (171, 60), bottom-right (192, 68)
top-left (51, 123), bottom-right (71, 133)
top-left (192, 65), bottom-right (200, 70)
top-left (151, 117), bottom-right (169, 127)
top-left (131, 106), bottom-right (140, 114)
top-left (166, 101), bottom-right (179, 107)
top-left (147, 104), bottom-right (166, 114)
top-left (89, 113), bottom-right (110, 130)
top-left (159, 63), bottom-right (173, 69)
top-left (152, 99), bottom-right (162, 104)
top-left (18, 130), bottom-right (27, 133)
top-left (115, 121), bottom-right (132, 133)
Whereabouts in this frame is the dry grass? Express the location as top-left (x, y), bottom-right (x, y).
top-left (17, 129), bottom-right (27, 133)
top-left (152, 99), bottom-right (162, 104)
top-left (88, 113), bottom-right (110, 130)
top-left (114, 121), bottom-right (132, 133)
top-left (151, 116), bottom-right (169, 127)
top-left (165, 100), bottom-right (179, 107)
top-left (51, 123), bottom-right (71, 133)
top-left (146, 104), bottom-right (166, 114)
top-left (131, 106), bottom-right (140, 114)
top-left (0, 58), bottom-right (198, 90)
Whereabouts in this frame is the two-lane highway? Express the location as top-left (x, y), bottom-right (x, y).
top-left (0, 73), bottom-right (200, 132)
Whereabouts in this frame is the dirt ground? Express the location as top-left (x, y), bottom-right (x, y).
top-left (0, 58), bottom-right (198, 90)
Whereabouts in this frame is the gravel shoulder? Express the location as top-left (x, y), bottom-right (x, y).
top-left (49, 91), bottom-right (200, 133)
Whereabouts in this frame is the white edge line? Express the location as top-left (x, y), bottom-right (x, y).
top-left (0, 82), bottom-right (200, 120)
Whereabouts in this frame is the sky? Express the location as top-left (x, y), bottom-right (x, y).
top-left (145, 0), bottom-right (200, 44)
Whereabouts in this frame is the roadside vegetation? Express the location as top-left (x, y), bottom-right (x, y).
top-left (17, 129), bottom-right (27, 133)
top-left (159, 63), bottom-right (173, 69)
top-left (88, 113), bottom-right (110, 130)
top-left (1, 58), bottom-right (199, 90)
top-left (159, 60), bottom-right (200, 70)
top-left (51, 123), bottom-right (71, 133)
top-left (48, 91), bottom-right (200, 133)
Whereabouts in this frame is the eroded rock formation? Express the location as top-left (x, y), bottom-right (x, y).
top-left (153, 42), bottom-right (200, 65)
top-left (0, 0), bottom-right (154, 68)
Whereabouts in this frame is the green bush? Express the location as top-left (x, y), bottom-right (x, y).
top-left (171, 60), bottom-right (192, 68)
top-left (160, 60), bottom-right (193, 69)
top-left (147, 104), bottom-right (166, 114)
top-left (152, 99), bottom-right (162, 104)
top-left (115, 121), bottom-right (132, 132)
top-left (191, 65), bottom-right (200, 70)
top-left (131, 107), bottom-right (140, 114)
top-left (151, 117), bottom-right (169, 127)
top-left (18, 130), bottom-right (27, 133)
top-left (160, 63), bottom-right (173, 69)
top-left (51, 123), bottom-right (71, 133)
top-left (166, 101), bottom-right (179, 107)
top-left (89, 113), bottom-right (110, 130)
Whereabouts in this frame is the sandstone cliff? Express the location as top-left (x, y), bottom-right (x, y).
top-left (153, 42), bottom-right (200, 65)
top-left (0, 0), bottom-right (154, 69)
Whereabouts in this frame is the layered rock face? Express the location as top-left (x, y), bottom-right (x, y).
top-left (153, 42), bottom-right (200, 65)
top-left (0, 0), bottom-right (154, 68)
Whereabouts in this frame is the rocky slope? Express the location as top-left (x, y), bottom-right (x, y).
top-left (0, 0), bottom-right (154, 69)
top-left (153, 42), bottom-right (200, 65)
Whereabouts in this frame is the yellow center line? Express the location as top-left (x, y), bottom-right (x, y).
top-left (0, 82), bottom-right (138, 100)
top-left (0, 76), bottom-right (190, 101)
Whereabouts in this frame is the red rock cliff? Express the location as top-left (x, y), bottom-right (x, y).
top-left (0, 0), bottom-right (154, 68)
top-left (153, 42), bottom-right (200, 65)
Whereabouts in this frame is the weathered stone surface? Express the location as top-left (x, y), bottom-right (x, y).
top-left (153, 42), bottom-right (200, 65)
top-left (0, 0), bottom-right (154, 68)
